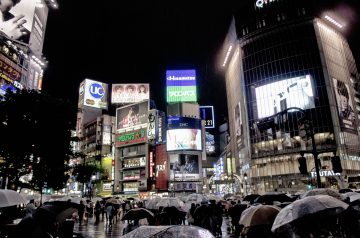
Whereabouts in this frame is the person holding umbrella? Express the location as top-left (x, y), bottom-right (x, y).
top-left (78, 200), bottom-right (85, 226)
top-left (94, 201), bottom-right (101, 224)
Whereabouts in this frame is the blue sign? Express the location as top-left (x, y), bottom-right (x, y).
top-left (199, 106), bottom-right (215, 129)
top-left (89, 83), bottom-right (104, 99)
top-left (167, 116), bottom-right (202, 130)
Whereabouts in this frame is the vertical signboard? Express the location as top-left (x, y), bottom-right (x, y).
top-left (155, 144), bottom-right (168, 190)
top-left (333, 78), bottom-right (357, 134)
top-left (166, 69), bottom-right (197, 103)
top-left (199, 106), bottom-right (215, 128)
top-left (148, 109), bottom-right (156, 142)
top-left (28, 1), bottom-right (49, 56)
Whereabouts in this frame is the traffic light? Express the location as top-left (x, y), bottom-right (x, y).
top-left (298, 157), bottom-right (308, 174)
top-left (331, 156), bottom-right (343, 174)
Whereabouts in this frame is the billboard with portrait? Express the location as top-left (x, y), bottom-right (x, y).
top-left (116, 100), bottom-right (149, 131)
top-left (333, 78), bottom-right (357, 134)
top-left (166, 69), bottom-right (197, 103)
top-left (1, 0), bottom-right (48, 47)
top-left (167, 117), bottom-right (202, 151)
top-left (83, 79), bottom-right (108, 109)
top-left (170, 154), bottom-right (199, 180)
top-left (111, 83), bottom-right (149, 104)
top-left (255, 75), bottom-right (315, 118)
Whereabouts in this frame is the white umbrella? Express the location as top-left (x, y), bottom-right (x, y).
top-left (271, 195), bottom-right (349, 232)
top-left (107, 197), bottom-right (122, 205)
top-left (300, 188), bottom-right (344, 200)
top-left (155, 198), bottom-right (185, 209)
top-left (145, 197), bottom-right (162, 210)
top-left (0, 189), bottom-right (28, 208)
top-left (186, 193), bottom-right (208, 203)
top-left (343, 192), bottom-right (360, 203)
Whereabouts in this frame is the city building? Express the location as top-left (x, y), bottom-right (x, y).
top-left (0, 1), bottom-right (58, 97)
top-left (220, 0), bottom-right (360, 193)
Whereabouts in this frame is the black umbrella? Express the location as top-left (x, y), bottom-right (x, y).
top-left (254, 193), bottom-right (292, 205)
top-left (122, 208), bottom-right (154, 221)
top-left (243, 194), bottom-right (260, 204)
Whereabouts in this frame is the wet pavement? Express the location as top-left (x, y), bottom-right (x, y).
top-left (74, 214), bottom-right (236, 238)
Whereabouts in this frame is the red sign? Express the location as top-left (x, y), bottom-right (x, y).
top-left (149, 151), bottom-right (154, 177)
top-left (0, 57), bottom-right (21, 82)
top-left (155, 144), bottom-right (168, 190)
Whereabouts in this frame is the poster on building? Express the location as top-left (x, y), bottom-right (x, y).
top-left (28, 1), bottom-right (49, 56)
top-left (333, 78), bottom-right (357, 134)
top-left (169, 154), bottom-right (199, 180)
top-left (234, 102), bottom-right (245, 149)
top-left (155, 144), bottom-right (168, 190)
top-left (116, 101), bottom-right (149, 131)
top-left (111, 84), bottom-right (150, 104)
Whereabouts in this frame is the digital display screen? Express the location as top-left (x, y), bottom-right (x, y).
top-left (255, 75), bottom-right (315, 118)
top-left (166, 69), bottom-right (197, 102)
top-left (166, 129), bottom-right (202, 151)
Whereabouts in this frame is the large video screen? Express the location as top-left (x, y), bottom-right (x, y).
top-left (255, 75), bottom-right (315, 118)
top-left (167, 129), bottom-right (202, 151)
top-left (170, 154), bottom-right (200, 180)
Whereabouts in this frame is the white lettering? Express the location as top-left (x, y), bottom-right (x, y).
top-left (167, 76), bottom-right (195, 81)
top-left (169, 91), bottom-right (195, 97)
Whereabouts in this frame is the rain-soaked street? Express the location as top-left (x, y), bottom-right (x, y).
top-left (74, 214), bottom-right (235, 238)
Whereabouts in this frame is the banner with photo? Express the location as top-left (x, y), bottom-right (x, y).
top-left (111, 84), bottom-right (150, 104)
top-left (169, 154), bottom-right (200, 180)
top-left (116, 100), bottom-right (149, 131)
top-left (332, 78), bottom-right (357, 134)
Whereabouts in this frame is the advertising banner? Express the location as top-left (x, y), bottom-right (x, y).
top-left (1, 0), bottom-right (46, 45)
top-left (0, 56), bottom-right (21, 83)
top-left (167, 129), bottom-right (202, 151)
top-left (116, 101), bottom-right (149, 131)
top-left (28, 1), bottom-right (49, 56)
top-left (167, 116), bottom-right (202, 130)
top-left (83, 79), bottom-right (108, 109)
top-left (111, 83), bottom-right (149, 104)
top-left (122, 157), bottom-right (146, 169)
top-left (78, 81), bottom-right (85, 108)
top-left (101, 157), bottom-right (113, 181)
top-left (333, 78), bottom-right (357, 134)
top-left (115, 128), bottom-right (147, 147)
top-left (199, 106), bottom-right (215, 128)
top-left (255, 75), bottom-right (315, 118)
top-left (147, 109), bottom-right (156, 142)
top-left (170, 154), bottom-right (200, 180)
top-left (234, 102), bottom-right (245, 149)
top-left (155, 144), bottom-right (168, 190)
top-left (156, 111), bottom-right (166, 144)
top-left (166, 69), bottom-right (197, 102)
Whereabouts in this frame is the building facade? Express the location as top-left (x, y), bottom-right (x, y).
top-left (221, 0), bottom-right (360, 194)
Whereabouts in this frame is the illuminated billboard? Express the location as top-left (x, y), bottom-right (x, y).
top-left (255, 75), bottom-right (315, 118)
top-left (199, 106), bottom-right (215, 128)
top-left (166, 69), bottom-right (197, 102)
top-left (115, 128), bottom-right (147, 147)
top-left (155, 144), bottom-right (168, 190)
top-left (0, 0), bottom-right (48, 48)
top-left (83, 79), bottom-right (108, 109)
top-left (170, 154), bottom-right (200, 180)
top-left (166, 117), bottom-right (202, 151)
top-left (333, 78), bottom-right (357, 134)
top-left (111, 83), bottom-right (150, 104)
top-left (116, 101), bottom-right (149, 131)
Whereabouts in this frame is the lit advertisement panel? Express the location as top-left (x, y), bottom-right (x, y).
top-left (0, 79), bottom-right (16, 96)
top-left (205, 132), bottom-right (215, 154)
top-left (0, 0), bottom-right (47, 45)
top-left (167, 129), bottom-right (202, 151)
top-left (170, 154), bottom-right (199, 180)
top-left (333, 78), bottom-right (357, 134)
top-left (0, 55), bottom-right (21, 83)
top-left (28, 1), bottom-right (49, 56)
top-left (255, 75), bottom-right (315, 118)
top-left (155, 144), bottom-right (168, 190)
top-left (111, 84), bottom-right (149, 104)
top-left (166, 69), bottom-right (197, 102)
top-left (199, 105), bottom-right (215, 128)
top-left (116, 101), bottom-right (149, 131)
top-left (78, 81), bottom-right (85, 108)
top-left (166, 117), bottom-right (202, 151)
top-left (83, 79), bottom-right (108, 109)
top-left (115, 128), bottom-right (147, 147)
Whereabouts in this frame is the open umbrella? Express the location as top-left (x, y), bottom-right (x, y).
top-left (271, 195), bottom-right (349, 232)
top-left (239, 205), bottom-right (280, 228)
top-left (253, 193), bottom-right (292, 205)
top-left (145, 197), bottom-right (162, 210)
top-left (107, 197), bottom-right (122, 205)
top-left (300, 188), bottom-right (344, 200)
top-left (0, 189), bottom-right (28, 208)
top-left (155, 198), bottom-right (185, 209)
top-left (121, 225), bottom-right (215, 238)
top-left (122, 208), bottom-right (154, 221)
top-left (342, 192), bottom-right (360, 203)
top-left (186, 193), bottom-right (208, 203)
top-left (242, 194), bottom-right (260, 204)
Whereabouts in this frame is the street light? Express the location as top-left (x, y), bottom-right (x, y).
top-left (255, 107), bottom-right (322, 188)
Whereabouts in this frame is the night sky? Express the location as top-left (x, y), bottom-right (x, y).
top-left (41, 1), bottom-right (360, 126)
